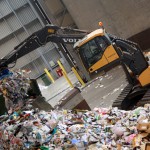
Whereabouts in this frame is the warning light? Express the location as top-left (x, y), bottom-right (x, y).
top-left (99, 22), bottom-right (103, 27)
top-left (48, 29), bottom-right (55, 33)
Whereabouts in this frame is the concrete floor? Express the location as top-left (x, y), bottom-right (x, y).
top-left (37, 65), bottom-right (128, 109)
top-left (37, 72), bottom-right (79, 107)
top-left (81, 66), bottom-right (127, 109)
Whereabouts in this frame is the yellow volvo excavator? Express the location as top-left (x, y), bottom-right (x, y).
top-left (1, 23), bottom-right (150, 110)
top-left (74, 23), bottom-right (150, 110)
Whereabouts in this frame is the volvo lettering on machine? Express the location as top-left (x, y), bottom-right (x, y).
top-left (62, 38), bottom-right (79, 43)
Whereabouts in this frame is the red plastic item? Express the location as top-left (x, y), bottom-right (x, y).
top-left (56, 68), bottom-right (63, 77)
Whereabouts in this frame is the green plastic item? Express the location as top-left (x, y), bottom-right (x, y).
top-left (41, 74), bottom-right (51, 86)
top-left (133, 109), bottom-right (140, 116)
top-left (40, 146), bottom-right (49, 150)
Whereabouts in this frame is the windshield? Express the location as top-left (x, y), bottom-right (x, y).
top-left (79, 36), bottom-right (108, 69)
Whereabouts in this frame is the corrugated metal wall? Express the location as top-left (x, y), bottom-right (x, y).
top-left (0, 0), bottom-right (66, 79)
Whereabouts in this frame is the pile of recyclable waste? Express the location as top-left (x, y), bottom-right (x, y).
top-left (0, 105), bottom-right (150, 149)
top-left (0, 70), bottom-right (150, 150)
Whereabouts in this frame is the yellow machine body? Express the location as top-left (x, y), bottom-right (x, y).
top-left (75, 29), bottom-right (119, 73)
top-left (138, 66), bottom-right (150, 86)
top-left (89, 45), bottom-right (119, 73)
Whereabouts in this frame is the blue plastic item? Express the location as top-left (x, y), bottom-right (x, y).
top-left (0, 69), bottom-right (13, 80)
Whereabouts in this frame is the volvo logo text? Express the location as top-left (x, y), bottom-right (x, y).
top-left (63, 38), bottom-right (79, 43)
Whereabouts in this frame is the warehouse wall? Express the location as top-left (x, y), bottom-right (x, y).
top-left (0, 0), bottom-right (66, 79)
top-left (62, 0), bottom-right (150, 39)
top-left (0, 0), bottom-right (43, 64)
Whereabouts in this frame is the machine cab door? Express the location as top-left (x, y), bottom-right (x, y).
top-left (78, 36), bottom-right (110, 73)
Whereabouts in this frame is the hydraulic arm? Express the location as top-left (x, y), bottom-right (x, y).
top-left (0, 25), bottom-right (87, 69)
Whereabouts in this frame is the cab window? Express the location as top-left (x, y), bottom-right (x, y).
top-left (79, 39), bottom-right (102, 69)
top-left (79, 36), bottom-right (109, 70)
top-left (96, 36), bottom-right (109, 51)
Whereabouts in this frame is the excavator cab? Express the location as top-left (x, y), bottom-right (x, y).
top-left (74, 28), bottom-right (119, 74)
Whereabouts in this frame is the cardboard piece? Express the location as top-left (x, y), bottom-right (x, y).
top-left (133, 133), bottom-right (150, 150)
top-left (68, 146), bottom-right (78, 150)
top-left (145, 143), bottom-right (150, 150)
top-left (137, 122), bottom-right (150, 133)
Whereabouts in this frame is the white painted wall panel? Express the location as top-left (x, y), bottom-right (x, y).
top-left (0, 0), bottom-right (12, 16)
top-left (6, 15), bottom-right (22, 31)
top-left (17, 5), bottom-right (36, 25)
top-left (0, 19), bottom-right (12, 40)
top-left (26, 20), bottom-right (43, 34)
top-left (7, 0), bottom-right (27, 10)
top-left (0, 36), bottom-right (19, 57)
top-left (16, 30), bottom-right (28, 41)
